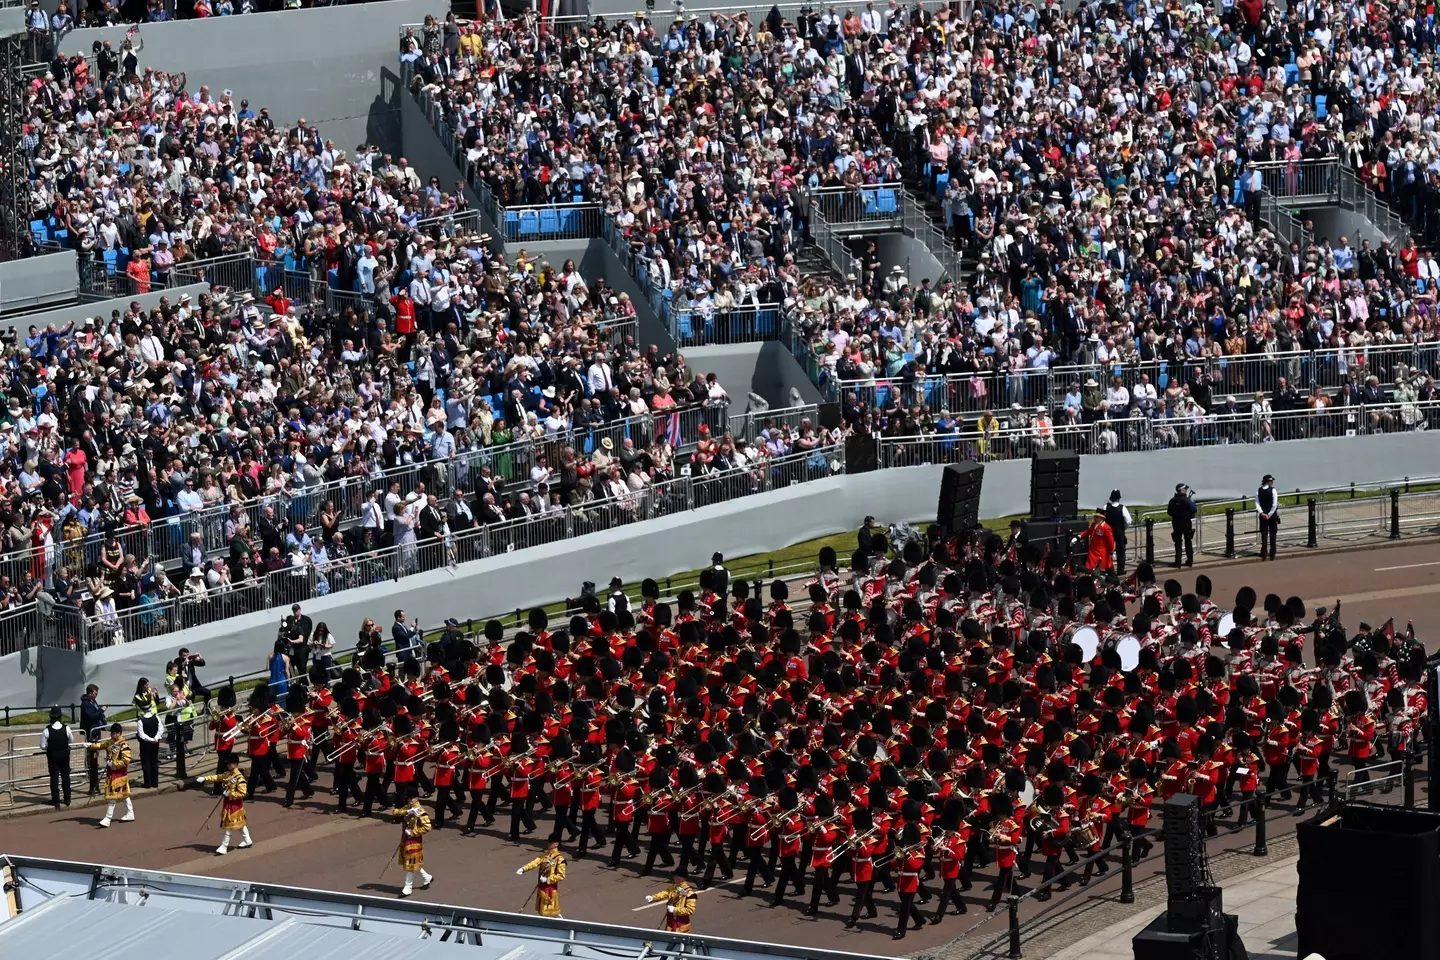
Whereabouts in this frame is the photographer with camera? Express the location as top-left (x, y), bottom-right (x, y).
top-left (1167, 483), bottom-right (1197, 568)
top-left (175, 647), bottom-right (209, 703)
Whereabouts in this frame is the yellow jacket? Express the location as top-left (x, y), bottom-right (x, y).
top-left (521, 852), bottom-right (567, 885)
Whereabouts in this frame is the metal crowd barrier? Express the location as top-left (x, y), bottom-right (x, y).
top-left (43, 447), bottom-right (842, 653)
top-left (666, 302), bottom-right (785, 348)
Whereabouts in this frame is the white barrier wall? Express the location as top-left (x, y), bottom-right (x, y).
top-left (9, 429), bottom-right (1440, 707)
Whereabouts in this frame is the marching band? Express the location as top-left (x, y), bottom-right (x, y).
top-left (168, 532), bottom-right (1426, 939)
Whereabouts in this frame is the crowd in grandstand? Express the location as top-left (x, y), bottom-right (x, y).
top-left (18, 0), bottom-right (1440, 640)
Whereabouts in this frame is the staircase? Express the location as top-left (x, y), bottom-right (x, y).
top-left (897, 171), bottom-right (976, 288)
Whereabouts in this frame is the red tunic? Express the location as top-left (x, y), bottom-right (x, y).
top-left (811, 823), bottom-right (842, 869)
top-left (393, 739), bottom-right (424, 784)
top-left (285, 716), bottom-right (312, 761)
top-left (851, 834), bottom-right (885, 883)
top-left (363, 733), bottom-right (389, 775)
top-left (433, 745), bottom-right (461, 788)
top-left (246, 715), bottom-right (274, 757)
top-left (895, 850), bottom-right (926, 894)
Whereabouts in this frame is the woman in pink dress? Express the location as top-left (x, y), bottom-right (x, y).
top-left (64, 444), bottom-right (87, 497)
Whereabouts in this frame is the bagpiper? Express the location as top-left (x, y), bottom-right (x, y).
top-left (647, 871), bottom-right (699, 933)
top-left (90, 723), bottom-right (134, 827)
top-left (195, 758), bottom-right (252, 854)
top-left (518, 840), bottom-right (568, 917)
top-left (393, 794), bottom-right (434, 897)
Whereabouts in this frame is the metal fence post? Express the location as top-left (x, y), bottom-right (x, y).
top-left (1307, 498), bottom-right (1318, 548)
top-left (1404, 751), bottom-right (1416, 809)
top-left (1008, 895), bottom-right (1023, 958)
top-left (1253, 795), bottom-right (1268, 856)
top-left (1391, 489), bottom-right (1402, 539)
top-left (1224, 508), bottom-right (1236, 558)
top-left (1120, 829), bottom-right (1135, 904)
top-left (1144, 518), bottom-right (1154, 565)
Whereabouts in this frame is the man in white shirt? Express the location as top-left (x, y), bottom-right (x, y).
top-left (1105, 376), bottom-right (1130, 416)
top-left (587, 354), bottom-right (614, 394)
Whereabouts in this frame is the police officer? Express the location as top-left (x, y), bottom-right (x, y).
top-left (1103, 489), bottom-right (1132, 574)
top-left (166, 681), bottom-right (198, 779)
top-left (1166, 483), bottom-right (1197, 568)
top-left (1256, 473), bottom-right (1279, 560)
top-left (39, 706), bottom-right (73, 809)
top-left (79, 684), bottom-right (106, 796)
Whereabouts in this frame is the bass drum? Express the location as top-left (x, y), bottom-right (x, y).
top-left (1071, 625), bottom-right (1100, 663)
top-left (1116, 634), bottom-right (1142, 671)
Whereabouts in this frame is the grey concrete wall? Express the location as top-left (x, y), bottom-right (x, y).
top-left (0, 251), bottom-right (78, 314)
top-left (61, 0), bottom-right (445, 157)
top-left (4, 283), bottom-right (211, 333)
top-left (683, 342), bottom-right (825, 412)
top-left (1308, 206), bottom-right (1395, 247)
top-left (877, 232), bottom-right (947, 287)
top-left (10, 428), bottom-right (1440, 706)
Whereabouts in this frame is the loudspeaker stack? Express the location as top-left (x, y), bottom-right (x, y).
top-left (1030, 450), bottom-right (1080, 520)
top-left (937, 462), bottom-right (984, 533)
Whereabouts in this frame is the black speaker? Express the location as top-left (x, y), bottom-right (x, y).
top-left (938, 462), bottom-right (984, 532)
top-left (1019, 519), bottom-right (1088, 555)
top-left (1296, 803), bottom-right (1440, 960)
top-left (1030, 450), bottom-right (1080, 520)
top-left (846, 435), bottom-right (878, 474)
top-left (1132, 907), bottom-right (1239, 960)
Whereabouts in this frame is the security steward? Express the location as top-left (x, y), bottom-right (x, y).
top-left (1167, 482), bottom-right (1197, 567)
top-left (40, 706), bottom-right (74, 809)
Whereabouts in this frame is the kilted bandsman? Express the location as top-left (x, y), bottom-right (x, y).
top-left (90, 723), bottom-right (134, 827)
top-left (518, 840), bottom-right (568, 917)
top-left (647, 872), bottom-right (699, 933)
top-left (394, 794), bottom-right (434, 897)
top-left (195, 759), bottom-right (253, 854)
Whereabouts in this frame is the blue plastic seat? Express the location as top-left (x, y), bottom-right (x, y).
top-left (862, 189), bottom-right (879, 216)
top-left (517, 211), bottom-right (540, 236)
top-left (558, 208), bottom-right (583, 233)
top-left (754, 310), bottom-right (777, 336)
top-left (876, 187), bottom-right (898, 213)
top-left (539, 209), bottom-right (561, 234)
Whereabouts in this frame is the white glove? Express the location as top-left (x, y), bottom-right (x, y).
top-left (645, 895), bottom-right (654, 903)
top-left (194, 777), bottom-right (204, 783)
top-left (515, 868), bottom-right (524, 875)
top-left (667, 905), bottom-right (675, 913)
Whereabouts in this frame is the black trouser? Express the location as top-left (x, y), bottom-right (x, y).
top-left (1295, 772), bottom-right (1324, 810)
top-left (170, 725), bottom-right (191, 779)
top-left (895, 890), bottom-right (924, 937)
top-left (1259, 516), bottom-right (1278, 559)
top-left (549, 801), bottom-right (578, 842)
top-left (139, 740), bottom-right (160, 788)
top-left (362, 771), bottom-right (386, 816)
top-left (609, 819), bottom-right (641, 863)
top-left (807, 865), bottom-right (839, 912)
top-left (86, 740), bottom-right (101, 794)
top-left (47, 754), bottom-right (71, 807)
top-left (848, 879), bottom-right (877, 925)
top-left (677, 833), bottom-right (702, 876)
top-left (642, 831), bottom-right (675, 875)
top-left (213, 749), bottom-right (237, 794)
top-left (742, 845), bottom-right (774, 894)
top-left (1234, 791), bottom-right (1258, 828)
top-left (701, 838), bottom-right (733, 887)
top-left (509, 794), bottom-right (536, 840)
top-left (772, 855), bottom-right (803, 904)
top-left (1172, 525), bottom-right (1194, 566)
top-left (270, 748), bottom-right (287, 780)
top-left (934, 876), bottom-right (967, 919)
top-left (1036, 854), bottom-right (1063, 899)
top-left (304, 737), bottom-right (321, 783)
top-left (334, 762), bottom-right (362, 811)
top-left (434, 785), bottom-right (464, 828)
top-left (1351, 754), bottom-right (1371, 783)
top-left (247, 754), bottom-right (277, 798)
top-left (465, 784), bottom-right (496, 830)
top-left (988, 866), bottom-right (1015, 910)
top-left (1265, 759), bottom-right (1291, 800)
top-left (285, 755), bottom-right (314, 805)
top-left (577, 807), bottom-right (606, 852)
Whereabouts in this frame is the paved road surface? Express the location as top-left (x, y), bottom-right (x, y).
top-left (3, 539), bottom-right (1439, 956)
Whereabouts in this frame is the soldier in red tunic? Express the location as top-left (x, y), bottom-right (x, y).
top-left (642, 767), bottom-right (679, 876)
top-left (608, 750), bottom-right (643, 865)
top-left (243, 686), bottom-right (278, 798)
top-left (281, 687), bottom-right (316, 807)
top-left (932, 802), bottom-right (970, 921)
top-left (771, 787), bottom-right (806, 908)
top-left (892, 823), bottom-right (928, 940)
top-left (329, 694), bottom-right (364, 814)
top-left (430, 717), bottom-right (465, 829)
top-left (208, 685), bottom-right (241, 793)
top-left (507, 731), bottom-right (542, 840)
top-left (574, 741), bottom-right (608, 856)
top-left (740, 777), bottom-right (776, 896)
top-left (987, 793), bottom-right (1023, 912)
top-left (461, 725), bottom-right (500, 833)
top-left (844, 807), bottom-right (884, 928)
top-left (674, 766), bottom-right (705, 876)
top-left (360, 708), bottom-right (390, 817)
top-left (805, 794), bottom-right (843, 916)
top-left (699, 772), bottom-right (736, 888)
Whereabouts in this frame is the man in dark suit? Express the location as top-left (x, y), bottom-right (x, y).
top-left (392, 609), bottom-right (419, 662)
top-left (284, 605), bottom-right (313, 675)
